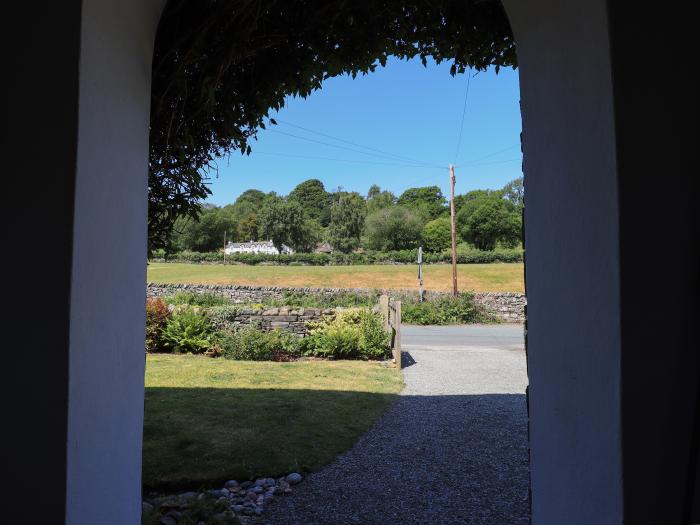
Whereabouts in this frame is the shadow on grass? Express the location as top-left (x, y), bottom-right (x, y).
top-left (143, 387), bottom-right (529, 511)
top-left (142, 387), bottom-right (399, 492)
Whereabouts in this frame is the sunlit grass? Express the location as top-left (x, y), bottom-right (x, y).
top-left (147, 262), bottom-right (524, 293)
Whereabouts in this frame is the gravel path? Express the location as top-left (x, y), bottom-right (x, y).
top-left (265, 325), bottom-right (530, 525)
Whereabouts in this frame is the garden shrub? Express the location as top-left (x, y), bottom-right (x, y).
top-left (205, 305), bottom-right (243, 330)
top-left (305, 310), bottom-right (389, 360)
top-left (166, 291), bottom-right (231, 307)
top-left (274, 290), bottom-right (378, 309)
top-left (161, 308), bottom-right (218, 354)
top-left (357, 309), bottom-right (392, 359)
top-left (402, 293), bottom-right (494, 325)
top-left (145, 298), bottom-right (171, 352)
top-left (221, 326), bottom-right (301, 361)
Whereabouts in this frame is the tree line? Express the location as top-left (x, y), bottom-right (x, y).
top-left (166, 177), bottom-right (524, 254)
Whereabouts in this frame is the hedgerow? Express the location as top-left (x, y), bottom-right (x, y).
top-left (151, 248), bottom-right (523, 265)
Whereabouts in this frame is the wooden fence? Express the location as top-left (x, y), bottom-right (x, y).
top-left (379, 295), bottom-right (402, 368)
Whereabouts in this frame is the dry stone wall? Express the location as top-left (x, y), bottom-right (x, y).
top-left (209, 305), bottom-right (335, 336)
top-left (147, 283), bottom-right (526, 323)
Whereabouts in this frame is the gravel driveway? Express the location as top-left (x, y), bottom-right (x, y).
top-left (265, 324), bottom-right (530, 525)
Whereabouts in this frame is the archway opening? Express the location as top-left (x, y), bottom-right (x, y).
top-left (143, 2), bottom-right (529, 523)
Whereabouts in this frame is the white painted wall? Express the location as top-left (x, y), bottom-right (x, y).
top-left (59, 1), bottom-right (648, 523)
top-left (66, 1), bottom-right (165, 523)
top-left (503, 1), bottom-right (623, 523)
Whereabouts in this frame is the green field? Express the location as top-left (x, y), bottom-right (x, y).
top-left (147, 262), bottom-right (524, 293)
top-left (142, 354), bottom-right (403, 490)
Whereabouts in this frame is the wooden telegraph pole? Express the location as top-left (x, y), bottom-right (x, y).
top-left (449, 164), bottom-right (458, 296)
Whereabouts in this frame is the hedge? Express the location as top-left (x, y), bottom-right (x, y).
top-left (150, 248), bottom-right (523, 266)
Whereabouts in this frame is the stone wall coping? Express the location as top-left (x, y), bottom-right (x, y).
top-left (146, 282), bottom-right (526, 299)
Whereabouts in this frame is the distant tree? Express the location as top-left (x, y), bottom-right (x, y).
top-left (456, 191), bottom-right (501, 235)
top-left (288, 179), bottom-right (332, 226)
top-left (367, 184), bottom-right (382, 199)
top-left (171, 205), bottom-right (236, 252)
top-left (297, 219), bottom-right (323, 253)
top-left (422, 217), bottom-right (452, 253)
top-left (259, 200), bottom-right (319, 253)
top-left (328, 192), bottom-right (366, 253)
top-left (365, 206), bottom-right (423, 251)
top-left (234, 189), bottom-right (267, 208)
top-left (225, 189), bottom-right (277, 228)
top-left (500, 177), bottom-right (524, 210)
top-left (453, 189), bottom-right (500, 214)
top-left (397, 186), bottom-right (448, 221)
top-left (459, 197), bottom-right (521, 250)
top-left (148, 0), bottom-right (514, 248)
top-left (366, 187), bottom-right (397, 215)
top-left (237, 213), bottom-right (259, 241)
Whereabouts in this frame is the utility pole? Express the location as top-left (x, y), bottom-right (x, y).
top-left (449, 164), bottom-right (458, 296)
top-left (223, 231), bottom-right (227, 265)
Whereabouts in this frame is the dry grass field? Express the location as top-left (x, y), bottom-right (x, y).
top-left (147, 262), bottom-right (524, 293)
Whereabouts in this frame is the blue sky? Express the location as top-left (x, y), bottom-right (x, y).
top-left (206, 57), bottom-right (522, 205)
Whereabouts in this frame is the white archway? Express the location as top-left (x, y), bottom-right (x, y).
top-left (5, 1), bottom-right (696, 523)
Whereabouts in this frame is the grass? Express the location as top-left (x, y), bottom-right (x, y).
top-left (147, 262), bottom-right (524, 293)
top-left (143, 354), bottom-right (403, 490)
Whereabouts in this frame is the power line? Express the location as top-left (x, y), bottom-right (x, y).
top-left (273, 119), bottom-right (444, 169)
top-left (464, 157), bottom-right (521, 168)
top-left (397, 167), bottom-right (450, 193)
top-left (453, 69), bottom-right (472, 162)
top-left (461, 144), bottom-right (520, 165)
top-left (268, 128), bottom-right (443, 168)
top-left (397, 143), bottom-right (521, 192)
top-left (251, 150), bottom-right (439, 169)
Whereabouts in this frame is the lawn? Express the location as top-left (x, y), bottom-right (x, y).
top-left (147, 262), bottom-right (524, 293)
top-left (143, 354), bottom-right (403, 490)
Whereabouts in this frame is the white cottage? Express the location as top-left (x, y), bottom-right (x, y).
top-left (224, 240), bottom-right (294, 255)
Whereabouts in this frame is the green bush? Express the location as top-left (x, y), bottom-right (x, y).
top-left (205, 305), bottom-right (243, 330)
top-left (305, 310), bottom-right (389, 360)
top-left (149, 248), bottom-right (167, 260)
top-left (422, 217), bottom-right (452, 253)
top-left (166, 291), bottom-right (231, 307)
top-left (161, 308), bottom-right (218, 354)
top-left (152, 248), bottom-right (523, 266)
top-left (402, 293), bottom-right (495, 325)
top-left (221, 326), bottom-right (301, 361)
top-left (145, 298), bottom-right (171, 352)
top-left (273, 290), bottom-right (378, 309)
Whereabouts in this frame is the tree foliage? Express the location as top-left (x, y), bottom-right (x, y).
top-left (397, 186), bottom-right (448, 221)
top-left (224, 189), bottom-right (275, 227)
top-left (501, 176), bottom-right (524, 210)
top-left (367, 184), bottom-right (382, 200)
top-left (453, 189), bottom-right (500, 214)
top-left (366, 187), bottom-right (397, 215)
top-left (422, 217), bottom-right (452, 253)
top-left (365, 206), bottom-right (424, 251)
top-left (148, 0), bottom-right (515, 247)
top-left (171, 205), bottom-right (236, 252)
top-left (459, 197), bottom-right (520, 250)
top-left (288, 179), bottom-right (332, 226)
top-left (329, 192), bottom-right (367, 253)
top-left (237, 213), bottom-right (259, 241)
top-left (258, 199), bottom-right (320, 253)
